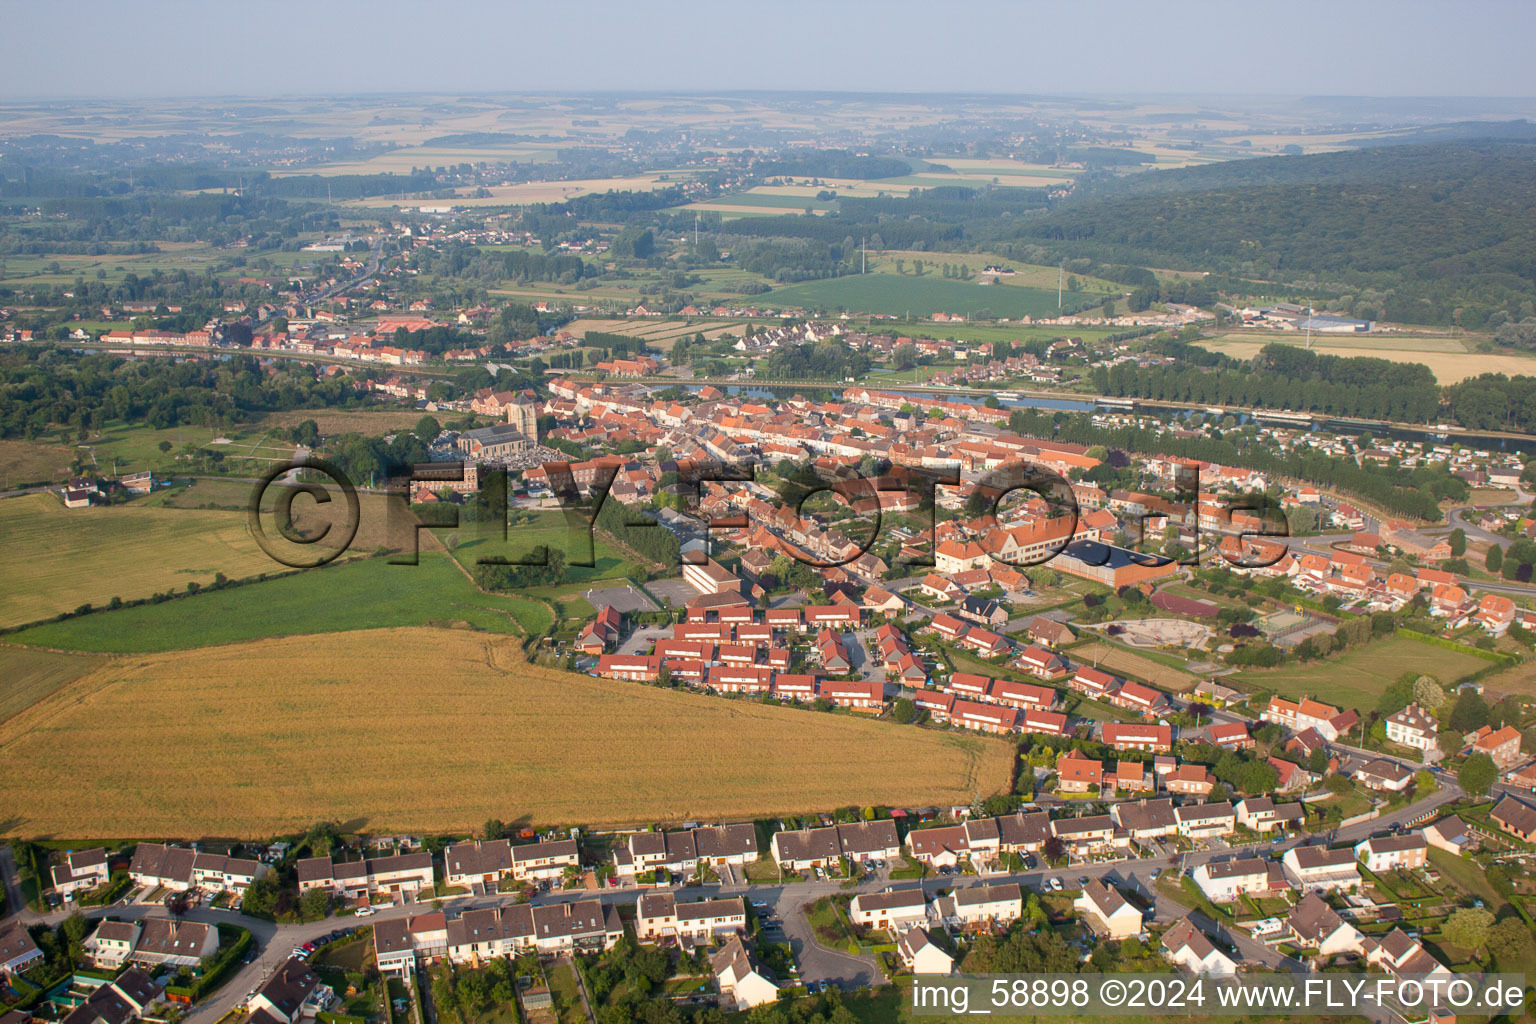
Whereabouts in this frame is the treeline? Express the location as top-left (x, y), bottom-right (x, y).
top-left (1444, 373), bottom-right (1536, 434)
top-left (0, 347), bottom-right (367, 438)
top-left (1090, 340), bottom-right (1442, 423)
top-left (1023, 140), bottom-right (1536, 329)
top-left (730, 237), bottom-right (853, 282)
top-left (581, 331), bottom-right (652, 357)
top-left (1006, 407), bottom-right (1465, 521)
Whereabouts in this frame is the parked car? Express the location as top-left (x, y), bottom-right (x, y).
top-left (1047, 877), bottom-right (1062, 891)
top-left (354, 906), bottom-right (374, 917)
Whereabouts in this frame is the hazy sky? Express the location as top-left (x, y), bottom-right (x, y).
top-left (5, 0), bottom-right (1535, 100)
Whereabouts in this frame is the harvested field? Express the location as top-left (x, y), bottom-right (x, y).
top-left (0, 627), bottom-right (1011, 838)
top-left (0, 646), bottom-right (113, 725)
top-left (1197, 333), bottom-right (1536, 384)
top-left (1071, 642), bottom-right (1201, 693)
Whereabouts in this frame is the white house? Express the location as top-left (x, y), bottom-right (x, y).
top-left (711, 936), bottom-right (779, 1010)
top-left (897, 926), bottom-right (954, 975)
top-left (1161, 917), bottom-right (1238, 976)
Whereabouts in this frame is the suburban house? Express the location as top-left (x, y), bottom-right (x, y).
top-left (444, 840), bottom-right (514, 889)
top-left (849, 889), bottom-right (929, 932)
top-left (1468, 724), bottom-right (1523, 769)
top-left (951, 883), bottom-right (1024, 929)
top-left (1074, 881), bottom-right (1142, 940)
top-left (1111, 798), bottom-right (1178, 841)
top-left (1282, 845), bottom-right (1361, 892)
top-left (1385, 703), bottom-right (1439, 754)
top-left (58, 968), bottom-right (159, 1024)
top-left (1363, 928), bottom-right (1452, 978)
top-left (50, 848), bottom-right (110, 897)
top-left (1234, 797), bottom-right (1305, 834)
top-left (635, 895), bottom-right (747, 945)
top-left (1161, 917), bottom-right (1238, 976)
top-left (1102, 722), bottom-right (1173, 753)
top-left (1355, 833), bottom-right (1428, 873)
top-left (1491, 794), bottom-right (1536, 842)
top-left (511, 839), bottom-right (581, 882)
top-left (190, 853), bottom-right (268, 894)
top-left (85, 920), bottom-right (141, 969)
top-left (1423, 815), bottom-right (1477, 856)
top-left (0, 920), bottom-right (43, 978)
top-left (443, 902), bottom-right (622, 958)
top-left (1175, 803), bottom-right (1236, 840)
top-left (1353, 759), bottom-right (1413, 793)
top-left (612, 823), bottom-right (759, 881)
top-left (1049, 815), bottom-right (1127, 856)
top-left (1283, 892), bottom-right (1363, 957)
top-left (1191, 858), bottom-right (1285, 903)
top-left (770, 821), bottom-right (901, 871)
top-left (897, 926), bottom-right (954, 975)
top-left (1206, 722), bottom-right (1253, 750)
top-left (711, 936), bottom-right (779, 1010)
top-left (1163, 764), bottom-right (1215, 797)
top-left (248, 958), bottom-right (336, 1024)
top-left (128, 918), bottom-right (218, 967)
top-left (127, 844), bottom-right (197, 891)
top-left (1056, 753), bottom-right (1103, 793)
top-left (296, 853), bottom-right (435, 900)
top-left (372, 913), bottom-right (449, 978)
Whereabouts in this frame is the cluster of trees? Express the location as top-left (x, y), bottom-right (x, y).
top-left (0, 348), bottom-right (373, 441)
top-left (432, 959), bottom-right (517, 1024)
top-left (595, 491), bottom-right (680, 569)
top-left (582, 331), bottom-right (654, 357)
top-left (761, 339), bottom-right (870, 380)
top-left (1182, 743), bottom-right (1280, 795)
top-left (1089, 340), bottom-right (1442, 425)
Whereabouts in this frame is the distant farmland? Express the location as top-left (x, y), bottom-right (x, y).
top-left (760, 274), bottom-right (1090, 319)
top-left (0, 627), bottom-right (1011, 838)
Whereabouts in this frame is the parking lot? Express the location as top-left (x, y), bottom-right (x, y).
top-left (643, 578), bottom-right (698, 610)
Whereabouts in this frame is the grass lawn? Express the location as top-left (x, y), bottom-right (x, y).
top-left (1428, 848), bottom-right (1508, 914)
top-left (439, 511), bottom-right (647, 585)
top-left (543, 962), bottom-right (586, 1024)
top-left (1230, 634), bottom-right (1491, 706)
top-left (0, 646), bottom-right (112, 724)
top-left (6, 553), bottom-right (538, 653)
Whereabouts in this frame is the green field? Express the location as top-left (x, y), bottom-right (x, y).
top-left (5, 553), bottom-right (548, 653)
top-left (759, 274), bottom-right (1094, 319)
top-left (0, 492), bottom-right (279, 628)
top-left (440, 511), bottom-right (648, 584)
top-left (1230, 634), bottom-right (1491, 707)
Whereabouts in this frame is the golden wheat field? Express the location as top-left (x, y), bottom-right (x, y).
top-left (0, 627), bottom-right (1010, 838)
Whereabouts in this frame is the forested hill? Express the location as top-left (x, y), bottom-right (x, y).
top-left (1021, 140), bottom-right (1536, 330)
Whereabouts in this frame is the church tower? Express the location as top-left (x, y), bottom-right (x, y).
top-left (507, 391), bottom-right (539, 443)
